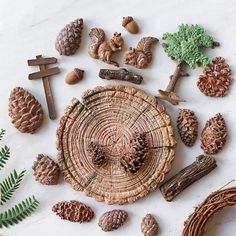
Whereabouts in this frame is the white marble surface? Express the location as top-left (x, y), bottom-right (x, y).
top-left (0, 0), bottom-right (236, 235)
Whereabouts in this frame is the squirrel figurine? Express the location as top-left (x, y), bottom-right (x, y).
top-left (124, 37), bottom-right (158, 69)
top-left (88, 28), bottom-right (124, 67)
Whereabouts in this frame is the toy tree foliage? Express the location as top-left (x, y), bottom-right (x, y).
top-left (162, 24), bottom-right (214, 69)
top-left (0, 129), bottom-right (39, 228)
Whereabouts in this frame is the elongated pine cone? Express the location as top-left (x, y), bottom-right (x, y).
top-left (201, 113), bottom-right (227, 154)
top-left (177, 109), bottom-right (198, 147)
top-left (55, 18), bottom-right (83, 56)
top-left (120, 133), bottom-right (148, 173)
top-left (32, 154), bottom-right (60, 185)
top-left (98, 209), bottom-right (128, 231)
top-left (88, 142), bottom-right (107, 168)
top-left (8, 87), bottom-right (43, 134)
top-left (141, 214), bottom-right (159, 236)
top-left (52, 200), bottom-right (94, 223)
top-left (197, 57), bottom-right (233, 97)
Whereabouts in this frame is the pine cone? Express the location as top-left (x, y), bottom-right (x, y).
top-left (141, 214), bottom-right (159, 236)
top-left (121, 133), bottom-right (148, 173)
top-left (88, 142), bottom-right (107, 168)
top-left (197, 57), bottom-right (232, 97)
top-left (55, 18), bottom-right (83, 56)
top-left (8, 87), bottom-right (43, 134)
top-left (32, 154), bottom-right (60, 185)
top-left (201, 113), bottom-right (227, 154)
top-left (98, 209), bottom-right (128, 232)
top-left (52, 200), bottom-right (94, 223)
top-left (177, 109), bottom-right (198, 147)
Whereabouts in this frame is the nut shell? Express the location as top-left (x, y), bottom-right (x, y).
top-left (141, 214), bottom-right (159, 236)
top-left (122, 16), bottom-right (139, 34)
top-left (65, 68), bottom-right (84, 84)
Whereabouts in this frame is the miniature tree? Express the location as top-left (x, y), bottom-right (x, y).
top-left (156, 24), bottom-right (219, 105)
top-left (0, 129), bottom-right (39, 228)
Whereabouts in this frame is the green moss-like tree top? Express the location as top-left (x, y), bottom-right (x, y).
top-left (162, 24), bottom-right (214, 69)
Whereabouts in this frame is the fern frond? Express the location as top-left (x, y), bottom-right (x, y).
top-left (0, 196), bottom-right (39, 228)
top-left (0, 129), bottom-right (5, 141)
top-left (0, 145), bottom-right (10, 171)
top-left (0, 170), bottom-right (26, 205)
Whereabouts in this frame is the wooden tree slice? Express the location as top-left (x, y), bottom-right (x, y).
top-left (57, 85), bottom-right (176, 204)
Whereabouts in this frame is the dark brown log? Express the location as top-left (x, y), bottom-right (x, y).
top-left (99, 68), bottom-right (143, 84)
top-left (28, 57), bottom-right (57, 66)
top-left (160, 155), bottom-right (217, 201)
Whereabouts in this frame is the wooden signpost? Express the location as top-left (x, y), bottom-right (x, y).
top-left (27, 55), bottom-right (60, 120)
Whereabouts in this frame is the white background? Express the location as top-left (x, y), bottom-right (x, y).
top-left (0, 0), bottom-right (236, 235)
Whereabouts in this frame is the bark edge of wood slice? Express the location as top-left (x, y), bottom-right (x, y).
top-left (56, 85), bottom-right (176, 204)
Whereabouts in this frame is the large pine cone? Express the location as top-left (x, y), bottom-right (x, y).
top-left (55, 18), bottom-right (83, 56)
top-left (177, 109), bottom-right (198, 147)
top-left (197, 57), bottom-right (232, 97)
top-left (98, 209), bottom-right (128, 231)
top-left (120, 133), bottom-right (148, 173)
top-left (88, 142), bottom-right (107, 168)
top-left (52, 200), bottom-right (94, 223)
top-left (32, 154), bottom-right (60, 185)
top-left (141, 214), bottom-right (159, 236)
top-left (201, 113), bottom-right (227, 154)
top-left (8, 87), bottom-right (43, 134)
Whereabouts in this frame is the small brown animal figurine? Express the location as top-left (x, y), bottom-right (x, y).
top-left (124, 37), bottom-right (158, 69)
top-left (89, 28), bottom-right (124, 67)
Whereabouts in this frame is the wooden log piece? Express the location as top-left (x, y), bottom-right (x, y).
top-left (160, 155), bottom-right (217, 201)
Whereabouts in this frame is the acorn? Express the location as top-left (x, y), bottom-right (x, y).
top-left (65, 68), bottom-right (84, 85)
top-left (122, 16), bottom-right (139, 34)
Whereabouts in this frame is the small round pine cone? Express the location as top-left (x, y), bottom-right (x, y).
top-left (88, 142), bottom-right (107, 168)
top-left (98, 209), bottom-right (128, 231)
top-left (141, 214), bottom-right (159, 236)
top-left (52, 200), bottom-right (94, 223)
top-left (120, 133), bottom-right (148, 173)
top-left (32, 154), bottom-right (60, 185)
top-left (201, 113), bottom-right (227, 154)
top-left (177, 109), bottom-right (198, 147)
top-left (197, 57), bottom-right (233, 97)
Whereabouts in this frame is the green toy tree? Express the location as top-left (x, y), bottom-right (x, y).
top-left (156, 24), bottom-right (219, 105)
top-left (0, 129), bottom-right (39, 228)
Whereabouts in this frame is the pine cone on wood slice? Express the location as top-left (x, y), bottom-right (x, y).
top-left (52, 200), bottom-right (94, 223)
top-left (177, 109), bottom-right (198, 147)
top-left (55, 18), bottom-right (83, 56)
top-left (197, 57), bottom-right (233, 97)
top-left (201, 113), bottom-right (227, 154)
top-left (88, 142), bottom-right (107, 168)
top-left (98, 209), bottom-right (128, 232)
top-left (141, 214), bottom-right (159, 236)
top-left (120, 133), bottom-right (148, 174)
top-left (32, 154), bottom-right (60, 185)
top-left (8, 87), bottom-right (43, 134)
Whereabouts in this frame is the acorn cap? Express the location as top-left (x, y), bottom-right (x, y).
top-left (122, 16), bottom-right (134, 26)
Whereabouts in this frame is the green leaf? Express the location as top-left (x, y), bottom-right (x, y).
top-left (0, 196), bottom-right (39, 228)
top-left (0, 170), bottom-right (26, 205)
top-left (0, 145), bottom-right (10, 171)
top-left (0, 129), bottom-right (5, 141)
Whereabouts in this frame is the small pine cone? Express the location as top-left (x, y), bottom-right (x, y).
top-left (98, 209), bottom-right (128, 232)
top-left (201, 113), bottom-right (227, 154)
top-left (32, 154), bottom-right (60, 185)
top-left (121, 133), bottom-right (148, 173)
top-left (177, 109), bottom-right (198, 147)
top-left (88, 142), bottom-right (107, 168)
top-left (197, 57), bottom-right (233, 97)
top-left (141, 214), bottom-right (159, 236)
top-left (55, 18), bottom-right (83, 56)
top-left (8, 87), bottom-right (43, 134)
top-left (52, 200), bottom-right (94, 223)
